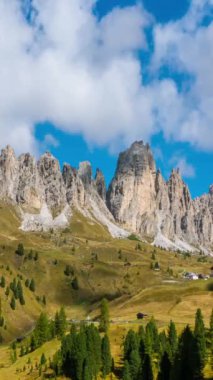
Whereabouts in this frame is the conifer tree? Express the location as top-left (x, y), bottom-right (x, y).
top-left (42, 295), bottom-right (46, 305)
top-left (157, 351), bottom-right (171, 380)
top-left (33, 312), bottom-right (50, 347)
top-left (171, 325), bottom-right (203, 380)
top-left (124, 330), bottom-right (139, 361)
top-left (83, 357), bottom-right (92, 380)
top-left (0, 276), bottom-right (5, 288)
top-left (17, 280), bottom-right (25, 305)
top-left (16, 243), bottom-right (24, 256)
top-left (101, 334), bottom-right (112, 378)
top-left (99, 298), bottom-right (109, 333)
top-left (10, 296), bottom-right (16, 310)
top-left (194, 308), bottom-right (206, 367)
top-left (29, 279), bottom-right (35, 292)
top-left (168, 320), bottom-right (178, 361)
top-left (5, 286), bottom-right (9, 296)
top-left (40, 353), bottom-right (46, 365)
top-left (123, 360), bottom-right (131, 380)
top-left (55, 307), bottom-right (67, 339)
top-left (146, 318), bottom-right (160, 353)
top-left (20, 345), bottom-right (25, 357)
top-left (129, 349), bottom-right (141, 380)
top-left (141, 353), bottom-right (153, 380)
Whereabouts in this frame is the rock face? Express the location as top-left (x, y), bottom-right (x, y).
top-left (0, 145), bottom-right (127, 238)
top-left (107, 141), bottom-right (213, 249)
top-left (107, 142), bottom-right (157, 236)
top-left (0, 142), bottom-right (213, 250)
top-left (94, 169), bottom-right (106, 201)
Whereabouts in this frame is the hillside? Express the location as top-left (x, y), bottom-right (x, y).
top-left (0, 201), bottom-right (212, 379)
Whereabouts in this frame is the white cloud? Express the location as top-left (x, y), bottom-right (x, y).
top-left (0, 0), bottom-right (212, 155)
top-left (43, 134), bottom-right (59, 148)
top-left (170, 155), bottom-right (196, 178)
top-left (152, 0), bottom-right (213, 150)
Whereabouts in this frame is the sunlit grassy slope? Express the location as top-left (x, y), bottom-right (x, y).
top-left (0, 201), bottom-right (212, 379)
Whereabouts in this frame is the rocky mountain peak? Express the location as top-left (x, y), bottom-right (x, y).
top-left (114, 140), bottom-right (156, 178)
top-left (0, 142), bottom-right (213, 251)
top-left (1, 145), bottom-right (16, 158)
top-left (94, 168), bottom-right (106, 200)
top-left (78, 161), bottom-right (92, 189)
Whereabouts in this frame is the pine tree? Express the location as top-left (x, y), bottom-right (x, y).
top-left (0, 276), bottom-right (5, 288)
top-left (194, 308), bottom-right (206, 367)
top-left (101, 334), bottom-right (112, 378)
top-left (40, 353), bottom-right (46, 365)
top-left (33, 312), bottom-right (50, 347)
top-left (19, 292), bottom-right (25, 306)
top-left (124, 330), bottom-right (139, 361)
top-left (29, 279), bottom-right (35, 292)
top-left (129, 349), bottom-right (140, 380)
top-left (0, 316), bottom-right (4, 327)
top-left (5, 286), bottom-right (9, 296)
top-left (141, 353), bottom-right (153, 380)
top-left (99, 298), bottom-right (109, 333)
top-left (123, 360), bottom-right (131, 380)
top-left (34, 252), bottom-right (39, 261)
top-left (16, 243), bottom-right (24, 256)
top-left (71, 276), bottom-right (79, 290)
top-left (171, 325), bottom-right (203, 380)
top-left (168, 320), bottom-right (178, 361)
top-left (20, 345), bottom-right (25, 357)
top-left (42, 295), bottom-right (46, 305)
top-left (144, 318), bottom-right (159, 355)
top-left (55, 307), bottom-right (67, 339)
top-left (83, 357), bottom-right (93, 380)
top-left (16, 280), bottom-right (25, 305)
top-left (10, 296), bottom-right (16, 310)
top-left (157, 351), bottom-right (171, 380)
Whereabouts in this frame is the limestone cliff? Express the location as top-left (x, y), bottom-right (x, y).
top-left (107, 141), bottom-right (213, 250)
top-left (0, 143), bottom-right (213, 251)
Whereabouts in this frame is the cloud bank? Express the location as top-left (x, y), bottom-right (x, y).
top-left (0, 0), bottom-right (212, 154)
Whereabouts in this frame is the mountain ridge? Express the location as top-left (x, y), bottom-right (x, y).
top-left (0, 142), bottom-right (213, 253)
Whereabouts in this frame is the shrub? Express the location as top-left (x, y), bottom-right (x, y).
top-left (16, 243), bottom-right (24, 256)
top-left (206, 282), bottom-right (213, 291)
top-left (71, 277), bottom-right (79, 290)
top-left (128, 234), bottom-right (140, 241)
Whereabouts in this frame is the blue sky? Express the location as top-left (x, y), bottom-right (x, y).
top-left (0, 0), bottom-right (213, 198)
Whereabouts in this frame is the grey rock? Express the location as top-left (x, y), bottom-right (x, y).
top-left (94, 169), bottom-right (106, 201)
top-left (107, 141), bottom-right (213, 248)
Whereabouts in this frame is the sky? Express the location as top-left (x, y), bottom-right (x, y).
top-left (0, 0), bottom-right (213, 198)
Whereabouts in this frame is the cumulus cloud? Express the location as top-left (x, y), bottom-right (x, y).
top-left (0, 0), bottom-right (212, 154)
top-left (170, 155), bottom-right (196, 178)
top-left (43, 134), bottom-right (59, 148)
top-left (152, 0), bottom-right (213, 150)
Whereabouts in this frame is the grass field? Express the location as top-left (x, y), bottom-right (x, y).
top-left (0, 202), bottom-right (212, 379)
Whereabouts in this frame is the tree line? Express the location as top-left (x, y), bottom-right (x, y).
top-left (51, 324), bottom-right (112, 380)
top-left (47, 306), bottom-right (213, 380)
top-left (123, 308), bottom-right (213, 380)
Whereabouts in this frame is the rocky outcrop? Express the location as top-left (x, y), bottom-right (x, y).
top-left (107, 141), bottom-right (157, 236)
top-left (107, 141), bottom-right (213, 249)
top-left (0, 142), bottom-right (213, 250)
top-left (94, 169), bottom-right (106, 201)
top-left (0, 145), bottom-right (127, 237)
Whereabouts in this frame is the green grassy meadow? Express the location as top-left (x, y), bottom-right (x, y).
top-left (0, 202), bottom-right (212, 379)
